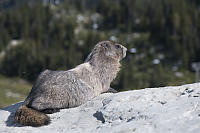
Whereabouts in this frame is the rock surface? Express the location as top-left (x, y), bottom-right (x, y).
top-left (0, 83), bottom-right (200, 133)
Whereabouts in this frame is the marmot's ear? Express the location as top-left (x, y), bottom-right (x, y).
top-left (101, 42), bottom-right (109, 49)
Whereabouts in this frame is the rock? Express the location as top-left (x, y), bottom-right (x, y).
top-left (0, 83), bottom-right (200, 133)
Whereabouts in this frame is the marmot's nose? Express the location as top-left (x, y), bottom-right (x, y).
top-left (120, 45), bottom-right (127, 52)
top-left (123, 46), bottom-right (127, 52)
top-left (121, 45), bottom-right (127, 58)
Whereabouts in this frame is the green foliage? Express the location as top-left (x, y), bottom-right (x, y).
top-left (0, 75), bottom-right (31, 108)
top-left (0, 0), bottom-right (199, 93)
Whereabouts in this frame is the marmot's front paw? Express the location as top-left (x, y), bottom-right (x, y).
top-left (102, 88), bottom-right (118, 94)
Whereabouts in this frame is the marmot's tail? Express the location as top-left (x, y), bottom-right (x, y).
top-left (14, 105), bottom-right (50, 127)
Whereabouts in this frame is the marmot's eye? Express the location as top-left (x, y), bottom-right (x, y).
top-left (115, 45), bottom-right (121, 49)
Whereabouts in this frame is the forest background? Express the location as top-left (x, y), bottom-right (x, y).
top-left (0, 0), bottom-right (199, 107)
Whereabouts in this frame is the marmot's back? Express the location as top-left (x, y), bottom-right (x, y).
top-left (25, 70), bottom-right (94, 111)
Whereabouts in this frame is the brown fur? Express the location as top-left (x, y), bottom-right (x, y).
top-left (15, 105), bottom-right (50, 127)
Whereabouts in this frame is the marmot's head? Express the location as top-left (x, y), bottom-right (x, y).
top-left (98, 40), bottom-right (127, 61)
top-left (85, 41), bottom-right (127, 63)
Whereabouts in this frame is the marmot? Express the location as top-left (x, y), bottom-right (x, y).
top-left (14, 40), bottom-right (127, 127)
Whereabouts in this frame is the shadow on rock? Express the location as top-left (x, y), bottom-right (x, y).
top-left (2, 102), bottom-right (23, 127)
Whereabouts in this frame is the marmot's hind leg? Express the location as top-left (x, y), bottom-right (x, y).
top-left (27, 101), bottom-right (60, 114)
top-left (41, 108), bottom-right (60, 114)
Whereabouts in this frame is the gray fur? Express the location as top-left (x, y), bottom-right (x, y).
top-left (15, 41), bottom-right (126, 126)
top-left (24, 41), bottom-right (126, 111)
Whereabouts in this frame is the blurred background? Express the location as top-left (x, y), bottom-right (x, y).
top-left (0, 0), bottom-right (200, 108)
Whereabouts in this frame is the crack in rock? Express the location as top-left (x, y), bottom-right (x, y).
top-left (93, 111), bottom-right (105, 123)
